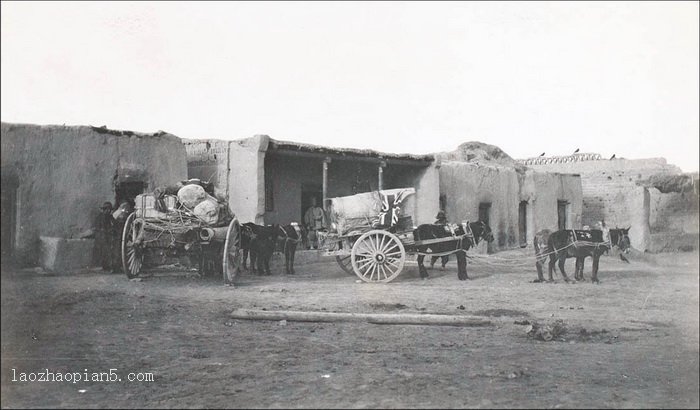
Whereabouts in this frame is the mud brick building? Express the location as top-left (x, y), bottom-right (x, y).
top-left (186, 138), bottom-right (584, 254)
top-left (437, 142), bottom-right (583, 253)
top-left (521, 153), bottom-right (699, 252)
top-left (184, 135), bottom-right (440, 228)
top-left (1, 122), bottom-right (187, 266)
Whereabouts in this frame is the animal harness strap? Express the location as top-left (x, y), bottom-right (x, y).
top-left (291, 222), bottom-right (302, 240)
top-left (242, 226), bottom-right (256, 239)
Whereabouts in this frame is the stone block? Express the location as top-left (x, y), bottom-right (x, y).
top-left (39, 236), bottom-right (95, 273)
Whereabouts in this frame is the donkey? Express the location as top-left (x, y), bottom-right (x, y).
top-left (413, 221), bottom-right (494, 280)
top-left (546, 229), bottom-right (608, 283)
top-left (242, 223), bottom-right (280, 275)
top-left (276, 223), bottom-right (306, 275)
top-left (539, 228), bottom-right (631, 283)
top-left (608, 227), bottom-right (632, 263)
top-left (575, 228), bottom-right (632, 279)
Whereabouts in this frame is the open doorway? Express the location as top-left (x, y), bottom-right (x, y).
top-left (1, 176), bottom-right (18, 264)
top-left (519, 200), bottom-right (528, 248)
top-left (478, 202), bottom-right (493, 253)
top-left (115, 181), bottom-right (145, 208)
top-left (557, 200), bottom-right (569, 230)
top-left (300, 184), bottom-right (323, 223)
top-left (478, 202), bottom-right (491, 226)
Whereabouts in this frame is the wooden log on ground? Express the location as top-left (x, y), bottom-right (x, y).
top-left (230, 309), bottom-right (491, 327)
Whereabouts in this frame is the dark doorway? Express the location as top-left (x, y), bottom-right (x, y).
top-left (478, 202), bottom-right (491, 226)
top-left (1, 178), bottom-right (18, 264)
top-left (557, 200), bottom-right (569, 231)
top-left (115, 182), bottom-right (145, 208)
top-left (519, 201), bottom-right (528, 248)
top-left (478, 202), bottom-right (493, 253)
top-left (300, 184), bottom-right (323, 223)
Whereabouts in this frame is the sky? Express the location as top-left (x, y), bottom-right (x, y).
top-left (1, 1), bottom-right (698, 171)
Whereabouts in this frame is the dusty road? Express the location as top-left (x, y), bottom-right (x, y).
top-left (1, 249), bottom-right (698, 408)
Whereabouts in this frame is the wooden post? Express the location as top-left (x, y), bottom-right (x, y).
top-left (230, 309), bottom-right (492, 327)
top-left (322, 157), bottom-right (331, 211)
top-left (378, 160), bottom-right (386, 191)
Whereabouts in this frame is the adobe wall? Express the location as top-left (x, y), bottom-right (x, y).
top-left (527, 157), bottom-right (697, 252)
top-left (439, 162), bottom-right (582, 253)
top-left (184, 139), bottom-right (231, 199)
top-left (648, 187), bottom-right (699, 252)
top-left (525, 172), bottom-right (584, 234)
top-left (0, 122), bottom-right (187, 265)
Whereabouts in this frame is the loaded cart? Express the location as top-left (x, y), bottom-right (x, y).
top-left (320, 188), bottom-right (420, 283)
top-left (121, 181), bottom-right (242, 283)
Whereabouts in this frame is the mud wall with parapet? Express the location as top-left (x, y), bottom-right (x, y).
top-left (1, 122), bottom-right (187, 265)
top-left (439, 162), bottom-right (582, 253)
top-left (528, 157), bottom-right (698, 252)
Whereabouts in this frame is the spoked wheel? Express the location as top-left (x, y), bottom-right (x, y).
top-left (335, 255), bottom-right (354, 275)
top-left (351, 230), bottom-right (406, 283)
top-left (222, 218), bottom-right (242, 284)
top-left (122, 213), bottom-right (144, 279)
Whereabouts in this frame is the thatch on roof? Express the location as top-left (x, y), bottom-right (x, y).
top-left (268, 138), bottom-right (434, 163)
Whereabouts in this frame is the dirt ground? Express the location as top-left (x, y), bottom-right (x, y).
top-left (1, 249), bottom-right (698, 409)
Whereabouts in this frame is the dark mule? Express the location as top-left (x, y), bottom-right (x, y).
top-left (536, 227), bottom-right (632, 283)
top-left (276, 223), bottom-right (306, 275)
top-left (413, 221), bottom-right (494, 280)
top-left (242, 223), bottom-right (280, 275)
top-left (547, 229), bottom-right (619, 283)
top-left (573, 228), bottom-right (632, 281)
top-left (608, 227), bottom-right (631, 263)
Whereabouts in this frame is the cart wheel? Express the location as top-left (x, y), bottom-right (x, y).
top-left (122, 213), bottom-right (143, 279)
top-left (222, 218), bottom-right (242, 284)
top-left (351, 230), bottom-right (405, 283)
top-left (335, 255), bottom-right (354, 275)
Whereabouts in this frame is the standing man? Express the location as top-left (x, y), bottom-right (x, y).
top-left (304, 197), bottom-right (325, 250)
top-left (94, 201), bottom-right (116, 272)
top-left (430, 210), bottom-right (450, 269)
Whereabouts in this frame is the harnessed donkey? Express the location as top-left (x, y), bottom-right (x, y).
top-left (242, 223), bottom-right (280, 275)
top-left (535, 228), bottom-right (631, 283)
top-left (276, 223), bottom-right (306, 275)
top-left (413, 221), bottom-right (494, 280)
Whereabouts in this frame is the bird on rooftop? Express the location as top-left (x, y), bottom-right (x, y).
top-left (573, 148), bottom-right (580, 154)
top-left (610, 154), bottom-right (616, 160)
top-left (539, 152), bottom-right (545, 157)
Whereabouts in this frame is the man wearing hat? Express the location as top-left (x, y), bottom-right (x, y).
top-left (430, 210), bottom-right (450, 269)
top-left (94, 201), bottom-right (117, 272)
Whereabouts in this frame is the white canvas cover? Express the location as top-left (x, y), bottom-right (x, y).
top-left (326, 187), bottom-right (416, 235)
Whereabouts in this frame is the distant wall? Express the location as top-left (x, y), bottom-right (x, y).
top-left (528, 157), bottom-right (698, 252)
top-left (439, 162), bottom-right (582, 253)
top-left (1, 122), bottom-right (187, 265)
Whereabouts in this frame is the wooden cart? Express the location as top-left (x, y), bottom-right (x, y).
top-left (121, 194), bottom-right (242, 283)
top-left (322, 188), bottom-right (459, 283)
